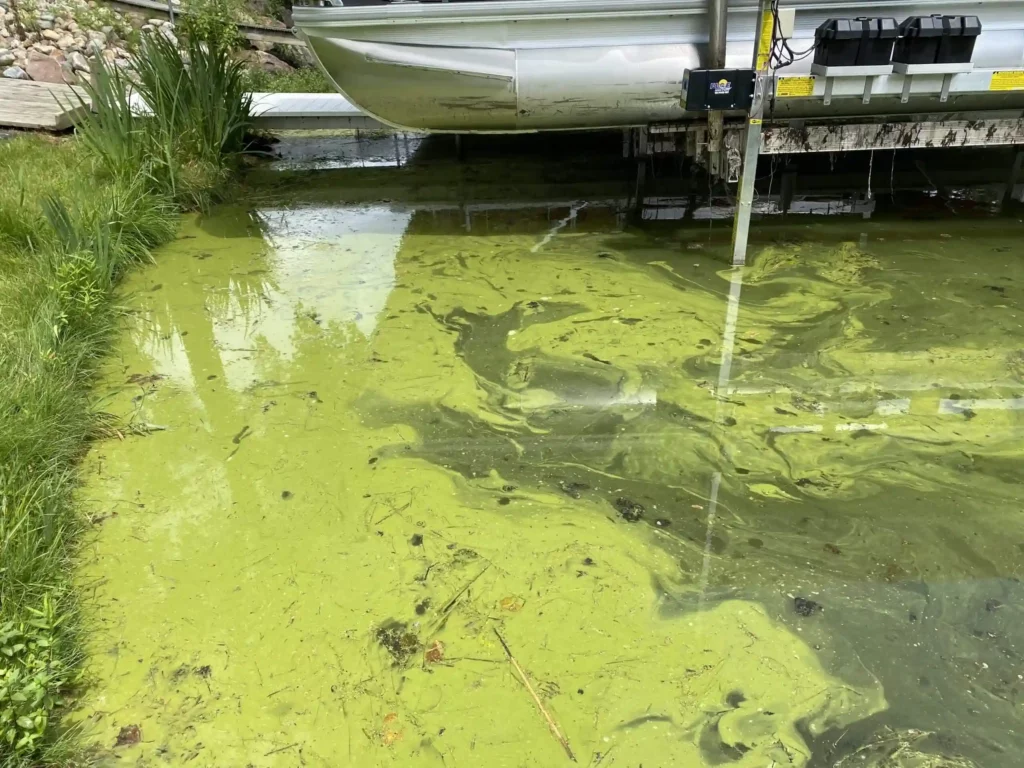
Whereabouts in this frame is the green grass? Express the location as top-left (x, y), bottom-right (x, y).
top-left (243, 65), bottom-right (334, 94)
top-left (0, 31), bottom-right (253, 766)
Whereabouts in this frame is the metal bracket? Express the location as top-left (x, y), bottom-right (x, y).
top-left (940, 73), bottom-right (953, 103)
top-left (862, 75), bottom-right (875, 105)
top-left (901, 75), bottom-right (913, 104)
top-left (824, 77), bottom-right (834, 106)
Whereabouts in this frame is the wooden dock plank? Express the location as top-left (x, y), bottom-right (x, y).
top-left (0, 80), bottom-right (91, 131)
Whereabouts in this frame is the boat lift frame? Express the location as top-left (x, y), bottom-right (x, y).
top-left (721, 0), bottom-right (1024, 265)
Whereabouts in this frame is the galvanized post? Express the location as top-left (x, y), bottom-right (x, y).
top-left (706, 0), bottom-right (728, 178)
top-left (730, 0), bottom-right (773, 266)
top-left (1002, 149), bottom-right (1024, 209)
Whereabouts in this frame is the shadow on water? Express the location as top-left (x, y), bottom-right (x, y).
top-left (76, 130), bottom-right (1024, 767)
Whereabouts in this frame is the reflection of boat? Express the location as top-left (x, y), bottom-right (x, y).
top-left (294, 0), bottom-right (1024, 133)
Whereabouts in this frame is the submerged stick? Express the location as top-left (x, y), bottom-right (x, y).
top-left (492, 628), bottom-right (576, 762)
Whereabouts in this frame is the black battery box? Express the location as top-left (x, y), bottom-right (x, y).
top-left (893, 15), bottom-right (981, 65)
top-left (683, 69), bottom-right (756, 112)
top-left (813, 17), bottom-right (898, 67)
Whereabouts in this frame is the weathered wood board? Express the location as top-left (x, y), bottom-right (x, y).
top-left (0, 79), bottom-right (91, 132)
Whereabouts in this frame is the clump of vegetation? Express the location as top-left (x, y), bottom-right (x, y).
top-left (177, 0), bottom-right (245, 52)
top-left (243, 65), bottom-right (333, 93)
top-left (0, 599), bottom-right (73, 758)
top-left (76, 32), bottom-right (254, 209)
top-left (0, 28), bottom-right (254, 767)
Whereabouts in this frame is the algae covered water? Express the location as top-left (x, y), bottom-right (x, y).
top-left (75, 147), bottom-right (1024, 766)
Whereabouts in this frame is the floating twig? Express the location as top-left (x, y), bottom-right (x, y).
top-left (492, 628), bottom-right (576, 762)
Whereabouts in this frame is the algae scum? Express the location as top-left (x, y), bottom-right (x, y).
top-left (75, 162), bottom-right (1024, 766)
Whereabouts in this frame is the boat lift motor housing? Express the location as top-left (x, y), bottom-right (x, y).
top-left (683, 69), bottom-right (757, 112)
top-left (893, 15), bottom-right (982, 65)
top-left (813, 17), bottom-right (899, 67)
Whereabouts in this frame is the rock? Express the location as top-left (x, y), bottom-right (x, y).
top-left (159, 26), bottom-right (176, 46)
top-left (101, 48), bottom-right (115, 63)
top-left (41, 29), bottom-right (59, 41)
top-left (0, 49), bottom-right (12, 67)
top-left (2, 64), bottom-right (26, 79)
top-left (56, 34), bottom-right (74, 50)
top-left (68, 21), bottom-right (79, 32)
top-left (147, 18), bottom-right (164, 27)
top-left (68, 51), bottom-right (88, 73)
top-left (31, 43), bottom-right (55, 55)
top-left (59, 59), bottom-right (77, 84)
top-left (239, 50), bottom-right (293, 75)
top-left (86, 39), bottom-right (103, 56)
top-left (37, 18), bottom-right (53, 31)
top-left (140, 24), bottom-right (154, 33)
top-left (100, 25), bottom-right (114, 39)
top-left (87, 29), bottom-right (105, 44)
top-left (113, 57), bottom-right (130, 69)
top-left (252, 40), bottom-right (274, 53)
top-left (25, 51), bottom-right (66, 83)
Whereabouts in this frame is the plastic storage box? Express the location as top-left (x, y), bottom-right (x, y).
top-left (814, 17), bottom-right (899, 67)
top-left (893, 15), bottom-right (981, 65)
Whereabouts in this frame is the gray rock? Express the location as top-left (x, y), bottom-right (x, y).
top-left (87, 29), bottom-right (106, 44)
top-left (2, 65), bottom-right (27, 79)
top-left (25, 51), bottom-right (65, 83)
top-left (113, 57), bottom-right (130, 69)
top-left (41, 29), bottom-right (59, 42)
top-left (31, 43), bottom-right (55, 55)
top-left (159, 26), bottom-right (177, 46)
top-left (0, 49), bottom-right (12, 67)
top-left (68, 51), bottom-right (88, 73)
top-left (86, 39), bottom-right (103, 56)
top-left (140, 24), bottom-right (154, 33)
top-left (100, 25), bottom-right (114, 38)
top-left (239, 50), bottom-right (294, 75)
top-left (147, 18), bottom-right (165, 27)
top-left (37, 19), bottom-right (53, 30)
top-left (56, 34), bottom-right (74, 50)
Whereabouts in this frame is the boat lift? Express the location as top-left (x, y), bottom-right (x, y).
top-left (666, 0), bottom-right (1024, 263)
top-left (293, 0), bottom-right (1024, 265)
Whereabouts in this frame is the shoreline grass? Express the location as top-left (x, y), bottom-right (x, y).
top-left (0, 31), bottom-right (253, 765)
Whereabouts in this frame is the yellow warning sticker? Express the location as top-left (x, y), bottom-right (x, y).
top-left (777, 76), bottom-right (816, 97)
top-left (990, 71), bottom-right (1024, 91)
top-left (756, 11), bottom-right (774, 72)
top-left (750, 118), bottom-right (763, 125)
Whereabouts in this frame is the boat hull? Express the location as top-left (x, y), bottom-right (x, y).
top-left (294, 0), bottom-right (1024, 133)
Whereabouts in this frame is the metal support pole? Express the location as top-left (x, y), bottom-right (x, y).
top-left (1002, 148), bottom-right (1024, 209)
top-left (706, 0), bottom-right (728, 179)
top-left (780, 165), bottom-right (796, 214)
top-left (730, 0), bottom-right (772, 266)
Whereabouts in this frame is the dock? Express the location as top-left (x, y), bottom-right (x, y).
top-left (0, 80), bottom-right (91, 131)
top-left (0, 79), bottom-right (382, 132)
top-left (250, 93), bottom-right (382, 131)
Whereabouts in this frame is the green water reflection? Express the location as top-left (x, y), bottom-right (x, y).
top-left (75, 179), bottom-right (1024, 767)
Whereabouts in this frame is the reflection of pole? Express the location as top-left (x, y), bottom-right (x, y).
top-left (730, 0), bottom-right (773, 265)
top-left (697, 267), bottom-right (745, 609)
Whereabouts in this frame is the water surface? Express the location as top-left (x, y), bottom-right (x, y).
top-left (76, 146), bottom-right (1024, 767)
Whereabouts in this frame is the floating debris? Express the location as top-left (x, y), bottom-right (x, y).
top-left (115, 724), bottom-right (141, 747)
top-left (793, 597), bottom-right (823, 617)
top-left (614, 497), bottom-right (644, 522)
